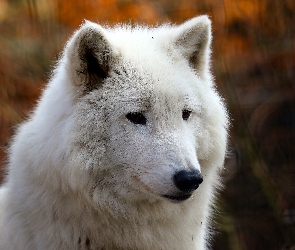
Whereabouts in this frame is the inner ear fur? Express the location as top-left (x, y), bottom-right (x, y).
top-left (66, 21), bottom-right (115, 91)
top-left (174, 15), bottom-right (212, 79)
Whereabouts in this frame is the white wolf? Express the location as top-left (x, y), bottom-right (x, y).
top-left (0, 16), bottom-right (228, 249)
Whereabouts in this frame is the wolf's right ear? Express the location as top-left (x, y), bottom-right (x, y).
top-left (65, 21), bottom-right (115, 91)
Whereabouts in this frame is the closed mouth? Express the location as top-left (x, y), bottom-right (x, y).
top-left (162, 193), bottom-right (192, 202)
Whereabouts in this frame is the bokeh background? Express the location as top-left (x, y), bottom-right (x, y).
top-left (0, 0), bottom-right (294, 249)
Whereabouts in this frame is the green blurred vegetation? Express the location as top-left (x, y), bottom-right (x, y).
top-left (0, 0), bottom-right (294, 249)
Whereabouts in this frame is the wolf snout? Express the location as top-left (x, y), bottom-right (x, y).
top-left (173, 169), bottom-right (203, 193)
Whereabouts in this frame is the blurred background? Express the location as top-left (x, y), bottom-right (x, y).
top-left (0, 0), bottom-right (294, 249)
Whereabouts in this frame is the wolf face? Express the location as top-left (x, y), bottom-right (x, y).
top-left (64, 16), bottom-right (227, 208)
top-left (104, 72), bottom-right (204, 203)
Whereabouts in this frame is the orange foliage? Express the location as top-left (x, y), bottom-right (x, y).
top-left (55, 0), bottom-right (160, 27)
top-left (223, 0), bottom-right (266, 24)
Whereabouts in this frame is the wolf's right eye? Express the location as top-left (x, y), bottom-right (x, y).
top-left (126, 112), bottom-right (147, 125)
top-left (182, 109), bottom-right (192, 121)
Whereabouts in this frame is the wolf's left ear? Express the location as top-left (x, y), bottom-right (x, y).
top-left (174, 15), bottom-right (212, 79)
top-left (65, 21), bottom-right (117, 92)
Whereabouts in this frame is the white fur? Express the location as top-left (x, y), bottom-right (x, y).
top-left (0, 16), bottom-right (228, 249)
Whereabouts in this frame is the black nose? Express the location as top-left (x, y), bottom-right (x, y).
top-left (173, 169), bottom-right (203, 193)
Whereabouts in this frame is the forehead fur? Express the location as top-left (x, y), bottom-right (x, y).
top-left (65, 16), bottom-right (212, 97)
top-left (101, 24), bottom-right (203, 97)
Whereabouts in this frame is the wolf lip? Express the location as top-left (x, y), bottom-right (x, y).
top-left (162, 194), bottom-right (192, 202)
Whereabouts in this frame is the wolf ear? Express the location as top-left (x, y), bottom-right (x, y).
top-left (66, 21), bottom-right (115, 91)
top-left (174, 15), bottom-right (212, 79)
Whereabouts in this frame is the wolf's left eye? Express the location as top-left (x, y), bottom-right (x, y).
top-left (126, 112), bottom-right (147, 125)
top-left (182, 109), bottom-right (192, 121)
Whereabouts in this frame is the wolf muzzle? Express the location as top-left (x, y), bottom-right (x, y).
top-left (173, 169), bottom-right (203, 193)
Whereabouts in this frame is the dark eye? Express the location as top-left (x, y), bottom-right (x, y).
top-left (182, 109), bottom-right (192, 121)
top-left (126, 112), bottom-right (147, 125)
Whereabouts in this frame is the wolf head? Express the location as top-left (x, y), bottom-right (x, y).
top-left (63, 16), bottom-right (228, 207)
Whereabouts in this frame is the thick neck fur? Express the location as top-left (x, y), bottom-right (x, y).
top-left (6, 174), bottom-right (211, 250)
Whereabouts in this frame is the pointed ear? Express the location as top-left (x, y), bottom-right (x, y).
top-left (174, 15), bottom-right (212, 79)
top-left (65, 21), bottom-right (116, 91)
